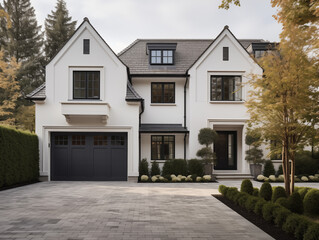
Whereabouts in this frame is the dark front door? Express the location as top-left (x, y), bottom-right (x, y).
top-left (51, 132), bottom-right (127, 181)
top-left (214, 131), bottom-right (237, 170)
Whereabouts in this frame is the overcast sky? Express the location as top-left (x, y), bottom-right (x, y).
top-left (30, 0), bottom-right (282, 53)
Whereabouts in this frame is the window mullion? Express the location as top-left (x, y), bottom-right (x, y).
top-left (162, 83), bottom-right (164, 103)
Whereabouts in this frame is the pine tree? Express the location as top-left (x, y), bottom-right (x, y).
top-left (3, 0), bottom-right (44, 96)
top-left (45, 0), bottom-right (77, 62)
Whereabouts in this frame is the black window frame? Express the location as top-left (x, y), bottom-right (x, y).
top-left (83, 39), bottom-right (90, 54)
top-left (151, 82), bottom-right (175, 104)
top-left (223, 47), bottom-right (229, 61)
top-left (73, 71), bottom-right (100, 100)
top-left (151, 135), bottom-right (175, 160)
top-left (210, 75), bottom-right (242, 101)
top-left (149, 49), bottom-right (175, 65)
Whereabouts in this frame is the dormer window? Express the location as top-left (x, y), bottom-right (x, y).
top-left (147, 43), bottom-right (177, 65)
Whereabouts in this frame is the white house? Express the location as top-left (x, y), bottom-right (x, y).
top-left (27, 18), bottom-right (266, 181)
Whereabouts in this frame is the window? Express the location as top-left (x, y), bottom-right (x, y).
top-left (111, 136), bottom-right (125, 145)
top-left (150, 50), bottom-right (174, 64)
top-left (151, 83), bottom-right (175, 103)
top-left (83, 39), bottom-right (90, 54)
top-left (210, 76), bottom-right (242, 101)
top-left (151, 136), bottom-right (175, 160)
top-left (254, 50), bottom-right (266, 58)
top-left (73, 71), bottom-right (100, 99)
top-left (94, 136), bottom-right (107, 145)
top-left (223, 47), bottom-right (229, 61)
top-left (72, 135), bottom-right (85, 145)
top-left (54, 135), bottom-right (68, 145)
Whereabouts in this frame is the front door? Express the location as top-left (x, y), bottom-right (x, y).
top-left (214, 131), bottom-right (237, 170)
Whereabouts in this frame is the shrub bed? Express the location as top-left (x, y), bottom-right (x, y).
top-left (0, 126), bottom-right (39, 188)
top-left (218, 181), bottom-right (319, 240)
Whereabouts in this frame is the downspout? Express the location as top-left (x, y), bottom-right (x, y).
top-left (184, 73), bottom-right (189, 160)
top-left (139, 99), bottom-right (145, 162)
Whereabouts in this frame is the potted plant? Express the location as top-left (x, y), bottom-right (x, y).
top-left (245, 129), bottom-right (264, 179)
top-left (196, 128), bottom-right (218, 177)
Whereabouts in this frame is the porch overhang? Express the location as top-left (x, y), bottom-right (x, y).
top-left (139, 124), bottom-right (189, 133)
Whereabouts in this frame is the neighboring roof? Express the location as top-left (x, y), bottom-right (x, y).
top-left (25, 83), bottom-right (46, 100)
top-left (126, 81), bottom-right (143, 101)
top-left (118, 38), bottom-right (265, 75)
top-left (25, 82), bottom-right (142, 102)
top-left (139, 124), bottom-right (189, 133)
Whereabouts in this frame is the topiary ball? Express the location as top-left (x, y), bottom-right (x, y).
top-left (240, 179), bottom-right (254, 195)
top-left (272, 186), bottom-right (287, 202)
top-left (303, 189), bottom-right (319, 216)
top-left (287, 192), bottom-right (303, 214)
top-left (259, 182), bottom-right (272, 201)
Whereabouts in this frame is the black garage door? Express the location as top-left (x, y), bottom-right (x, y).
top-left (51, 132), bottom-right (127, 181)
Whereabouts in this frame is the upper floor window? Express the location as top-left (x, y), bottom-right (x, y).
top-left (223, 47), bottom-right (229, 61)
top-left (151, 82), bottom-right (175, 103)
top-left (73, 71), bottom-right (100, 99)
top-left (210, 76), bottom-right (242, 101)
top-left (83, 39), bottom-right (90, 54)
top-left (150, 50), bottom-right (174, 64)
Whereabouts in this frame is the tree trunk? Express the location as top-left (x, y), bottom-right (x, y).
top-left (290, 153), bottom-right (295, 194)
top-left (282, 140), bottom-right (290, 195)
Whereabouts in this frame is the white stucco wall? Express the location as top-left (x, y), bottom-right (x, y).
top-left (35, 22), bottom-right (140, 179)
top-left (132, 77), bottom-right (185, 124)
top-left (187, 29), bottom-right (263, 174)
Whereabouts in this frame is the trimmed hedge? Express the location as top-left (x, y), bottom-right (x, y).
top-left (272, 186), bottom-right (287, 202)
top-left (240, 179), bottom-right (253, 195)
top-left (260, 182), bottom-right (272, 201)
top-left (162, 159), bottom-right (188, 176)
top-left (187, 159), bottom-right (204, 176)
top-left (287, 192), bottom-right (303, 214)
top-left (218, 181), bottom-right (319, 240)
top-left (303, 189), bottom-right (319, 216)
top-left (0, 126), bottom-right (39, 187)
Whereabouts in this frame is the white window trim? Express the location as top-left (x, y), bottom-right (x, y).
top-left (68, 66), bottom-right (105, 101)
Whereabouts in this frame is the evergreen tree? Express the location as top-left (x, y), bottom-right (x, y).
top-left (45, 0), bottom-right (77, 62)
top-left (3, 0), bottom-right (44, 96)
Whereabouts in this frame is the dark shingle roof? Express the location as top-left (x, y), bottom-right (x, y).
top-left (126, 81), bottom-right (143, 101)
top-left (139, 124), bottom-right (189, 133)
top-left (25, 82), bottom-right (143, 102)
top-left (25, 83), bottom-right (46, 100)
top-left (118, 39), bottom-right (265, 75)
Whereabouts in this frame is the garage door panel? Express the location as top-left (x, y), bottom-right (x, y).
top-left (93, 148), bottom-right (112, 179)
top-left (111, 148), bottom-right (127, 180)
top-left (51, 148), bottom-right (68, 180)
top-left (51, 132), bottom-right (127, 181)
top-left (69, 148), bottom-right (93, 179)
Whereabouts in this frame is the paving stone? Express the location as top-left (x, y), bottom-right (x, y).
top-left (1, 181), bottom-right (317, 239)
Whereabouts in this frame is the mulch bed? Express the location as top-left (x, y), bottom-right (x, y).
top-left (213, 194), bottom-right (296, 240)
top-left (0, 180), bottom-right (39, 192)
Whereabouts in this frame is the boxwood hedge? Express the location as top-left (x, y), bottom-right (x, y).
top-left (0, 126), bottom-right (39, 188)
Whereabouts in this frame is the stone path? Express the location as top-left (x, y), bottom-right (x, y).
top-left (2, 180), bottom-right (314, 240)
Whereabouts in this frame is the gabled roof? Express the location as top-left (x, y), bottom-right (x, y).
top-left (25, 83), bottom-right (46, 100)
top-left (126, 81), bottom-right (143, 101)
top-left (118, 38), bottom-right (265, 75)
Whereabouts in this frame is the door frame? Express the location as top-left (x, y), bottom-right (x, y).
top-left (214, 131), bottom-right (237, 170)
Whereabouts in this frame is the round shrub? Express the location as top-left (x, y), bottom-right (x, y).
top-left (287, 192), bottom-right (303, 214)
top-left (196, 176), bottom-right (202, 182)
top-left (303, 223), bottom-right (319, 240)
top-left (269, 175), bottom-right (276, 182)
top-left (245, 196), bottom-right (259, 212)
top-left (150, 161), bottom-right (161, 176)
top-left (257, 174), bottom-right (265, 181)
top-left (140, 175), bottom-right (149, 182)
top-left (295, 187), bottom-right (311, 200)
top-left (203, 175), bottom-right (211, 181)
top-left (259, 182), bottom-right (272, 201)
top-left (272, 206), bottom-right (291, 227)
top-left (240, 179), bottom-right (253, 195)
top-left (272, 186), bottom-right (287, 202)
top-left (262, 202), bottom-right (281, 222)
top-left (187, 159), bottom-right (204, 176)
top-left (303, 189), bottom-right (319, 216)
top-left (282, 214), bottom-right (300, 234)
top-left (218, 185), bottom-right (227, 195)
top-left (254, 198), bottom-right (267, 215)
top-left (226, 187), bottom-right (239, 201)
top-left (301, 176), bottom-right (309, 182)
top-left (237, 193), bottom-right (249, 207)
top-left (276, 197), bottom-right (289, 208)
top-left (263, 160), bottom-right (275, 177)
top-left (253, 187), bottom-right (259, 196)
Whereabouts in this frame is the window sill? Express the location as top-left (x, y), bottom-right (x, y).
top-left (151, 160), bottom-right (168, 163)
top-left (209, 101), bottom-right (245, 104)
top-left (150, 103), bottom-right (176, 106)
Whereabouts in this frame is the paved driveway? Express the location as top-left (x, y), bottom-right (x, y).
top-left (0, 181), bottom-right (276, 240)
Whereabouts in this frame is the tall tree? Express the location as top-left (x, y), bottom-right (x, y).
top-left (45, 0), bottom-right (76, 62)
top-left (0, 50), bottom-right (20, 125)
top-left (2, 0), bottom-right (44, 96)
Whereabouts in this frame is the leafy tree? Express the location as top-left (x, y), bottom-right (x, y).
top-left (0, 50), bottom-right (20, 125)
top-left (44, 0), bottom-right (77, 62)
top-left (15, 105), bottom-right (34, 132)
top-left (2, 0), bottom-right (44, 96)
top-left (0, 6), bottom-right (11, 50)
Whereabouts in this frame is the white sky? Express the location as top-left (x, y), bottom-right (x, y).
top-left (30, 0), bottom-right (282, 53)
